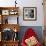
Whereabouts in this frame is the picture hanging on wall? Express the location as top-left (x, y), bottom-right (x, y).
top-left (23, 7), bottom-right (37, 21)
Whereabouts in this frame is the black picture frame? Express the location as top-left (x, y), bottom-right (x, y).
top-left (23, 7), bottom-right (37, 21)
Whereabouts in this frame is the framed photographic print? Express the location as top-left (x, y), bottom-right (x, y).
top-left (9, 9), bottom-right (18, 15)
top-left (23, 7), bottom-right (37, 21)
top-left (2, 10), bottom-right (9, 15)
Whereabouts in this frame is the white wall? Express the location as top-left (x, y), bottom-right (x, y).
top-left (0, 0), bottom-right (44, 26)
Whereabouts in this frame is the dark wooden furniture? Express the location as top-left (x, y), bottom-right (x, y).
top-left (0, 41), bottom-right (2, 46)
top-left (0, 7), bottom-right (19, 24)
top-left (0, 7), bottom-right (20, 46)
top-left (2, 41), bottom-right (19, 46)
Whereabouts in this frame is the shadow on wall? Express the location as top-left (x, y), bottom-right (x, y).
top-left (18, 26), bottom-right (43, 44)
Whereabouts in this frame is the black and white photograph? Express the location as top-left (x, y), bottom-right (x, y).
top-left (23, 7), bottom-right (37, 21)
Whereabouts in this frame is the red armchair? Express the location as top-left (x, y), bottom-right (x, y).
top-left (21, 28), bottom-right (41, 46)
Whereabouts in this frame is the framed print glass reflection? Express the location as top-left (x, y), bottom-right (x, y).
top-left (23, 7), bottom-right (37, 21)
